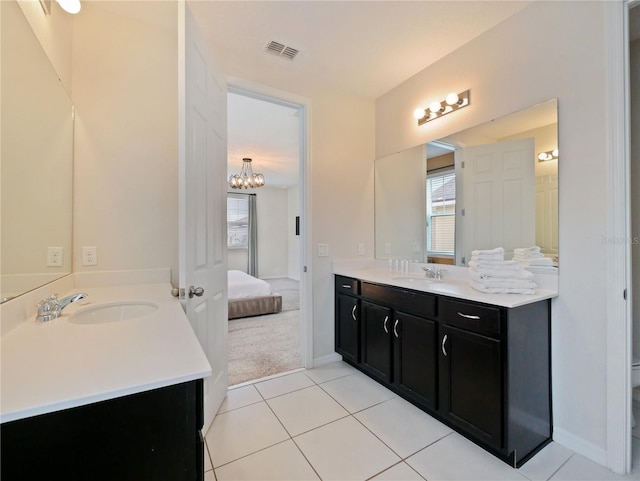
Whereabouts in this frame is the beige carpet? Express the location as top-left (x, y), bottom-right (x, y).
top-left (228, 309), bottom-right (301, 386)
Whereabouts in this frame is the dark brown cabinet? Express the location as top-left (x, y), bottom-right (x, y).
top-left (1, 379), bottom-right (205, 481)
top-left (334, 274), bottom-right (552, 468)
top-left (335, 276), bottom-right (360, 364)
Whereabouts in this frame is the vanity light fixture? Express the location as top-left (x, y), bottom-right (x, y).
top-left (56, 0), bottom-right (81, 14)
top-left (414, 90), bottom-right (470, 126)
top-left (537, 149), bottom-right (559, 162)
top-left (228, 157), bottom-right (265, 189)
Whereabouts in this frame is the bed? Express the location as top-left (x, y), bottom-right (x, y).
top-left (227, 270), bottom-right (282, 319)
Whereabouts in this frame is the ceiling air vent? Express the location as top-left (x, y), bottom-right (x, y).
top-left (265, 40), bottom-right (299, 61)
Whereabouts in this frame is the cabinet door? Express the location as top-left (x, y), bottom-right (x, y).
top-left (393, 311), bottom-right (438, 410)
top-left (439, 325), bottom-right (503, 450)
top-left (361, 300), bottom-right (392, 383)
top-left (335, 294), bottom-right (360, 364)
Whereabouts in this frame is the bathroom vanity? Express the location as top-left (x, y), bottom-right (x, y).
top-left (0, 281), bottom-right (212, 481)
top-left (334, 266), bottom-right (556, 468)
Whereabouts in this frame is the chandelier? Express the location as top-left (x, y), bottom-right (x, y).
top-left (228, 158), bottom-right (265, 189)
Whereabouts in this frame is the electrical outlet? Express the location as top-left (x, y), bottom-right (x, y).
top-left (47, 247), bottom-right (63, 267)
top-left (384, 243), bottom-right (391, 255)
top-left (358, 243), bottom-right (365, 256)
top-left (82, 246), bottom-right (97, 266)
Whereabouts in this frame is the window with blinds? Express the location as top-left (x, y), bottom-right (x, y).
top-left (227, 195), bottom-right (248, 248)
top-left (426, 171), bottom-right (456, 254)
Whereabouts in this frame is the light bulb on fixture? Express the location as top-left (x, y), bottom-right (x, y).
top-left (56, 0), bottom-right (81, 14)
top-left (445, 93), bottom-right (459, 105)
top-left (429, 101), bottom-right (443, 114)
top-left (413, 108), bottom-right (426, 120)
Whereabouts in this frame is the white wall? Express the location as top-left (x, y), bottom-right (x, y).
top-left (255, 187), bottom-right (289, 278)
top-left (71, 2), bottom-right (180, 285)
top-left (632, 36), bottom-right (640, 362)
top-left (17, 0), bottom-right (73, 92)
top-left (376, 0), bottom-right (610, 464)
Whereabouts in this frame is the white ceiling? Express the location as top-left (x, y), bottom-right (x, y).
top-left (89, 1), bottom-right (535, 189)
top-left (208, 1), bottom-right (531, 189)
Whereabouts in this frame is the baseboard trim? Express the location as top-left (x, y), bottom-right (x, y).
top-left (313, 353), bottom-right (342, 367)
top-left (553, 426), bottom-right (607, 467)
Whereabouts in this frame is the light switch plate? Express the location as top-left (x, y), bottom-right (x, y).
top-left (317, 243), bottom-right (329, 257)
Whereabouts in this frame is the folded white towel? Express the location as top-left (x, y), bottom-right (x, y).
top-left (469, 266), bottom-right (534, 280)
top-left (469, 270), bottom-right (534, 283)
top-left (514, 246), bottom-right (541, 255)
top-left (472, 247), bottom-right (504, 256)
top-left (469, 261), bottom-right (523, 272)
top-left (525, 265), bottom-right (558, 275)
top-left (470, 282), bottom-right (536, 295)
top-left (470, 259), bottom-right (522, 268)
top-left (513, 252), bottom-right (545, 260)
top-left (519, 257), bottom-right (554, 266)
top-left (470, 276), bottom-right (537, 289)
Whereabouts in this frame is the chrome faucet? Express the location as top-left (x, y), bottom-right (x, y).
top-left (36, 293), bottom-right (88, 322)
top-left (423, 266), bottom-right (443, 279)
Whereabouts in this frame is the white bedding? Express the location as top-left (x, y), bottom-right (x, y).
top-left (227, 270), bottom-right (272, 299)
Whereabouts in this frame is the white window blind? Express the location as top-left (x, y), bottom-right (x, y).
top-left (426, 171), bottom-right (456, 254)
top-left (227, 195), bottom-right (248, 248)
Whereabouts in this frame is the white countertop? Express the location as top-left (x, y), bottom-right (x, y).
top-left (333, 264), bottom-right (558, 308)
top-left (1, 283), bottom-right (212, 423)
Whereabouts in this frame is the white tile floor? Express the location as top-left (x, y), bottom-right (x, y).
top-left (204, 362), bottom-right (640, 481)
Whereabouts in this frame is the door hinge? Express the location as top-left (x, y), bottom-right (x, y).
top-left (461, 161), bottom-right (465, 168)
top-left (303, 266), bottom-right (308, 273)
top-left (461, 208), bottom-right (466, 216)
top-left (623, 288), bottom-right (627, 300)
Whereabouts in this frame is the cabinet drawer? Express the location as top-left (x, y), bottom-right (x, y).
top-left (335, 276), bottom-right (360, 295)
top-left (361, 282), bottom-right (436, 318)
top-left (440, 298), bottom-right (502, 336)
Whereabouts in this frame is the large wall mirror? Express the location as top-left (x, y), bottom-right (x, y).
top-left (1, 1), bottom-right (74, 301)
top-left (375, 99), bottom-right (558, 267)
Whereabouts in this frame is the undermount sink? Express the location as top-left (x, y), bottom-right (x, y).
top-left (391, 276), bottom-right (440, 283)
top-left (69, 301), bottom-right (159, 325)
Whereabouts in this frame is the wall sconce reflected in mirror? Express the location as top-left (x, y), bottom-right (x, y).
top-left (41, 0), bottom-right (81, 14)
top-left (537, 149), bottom-right (558, 162)
top-left (414, 90), bottom-right (470, 126)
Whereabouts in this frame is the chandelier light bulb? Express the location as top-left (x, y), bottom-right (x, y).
top-left (228, 157), bottom-right (266, 189)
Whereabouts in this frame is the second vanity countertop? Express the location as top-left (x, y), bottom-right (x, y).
top-left (0, 283), bottom-right (212, 424)
top-left (333, 264), bottom-right (558, 309)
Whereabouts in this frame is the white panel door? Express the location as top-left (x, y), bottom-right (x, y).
top-left (456, 138), bottom-right (535, 264)
top-left (179, 3), bottom-right (228, 432)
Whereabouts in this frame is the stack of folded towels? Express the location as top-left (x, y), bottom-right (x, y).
top-left (468, 247), bottom-right (537, 294)
top-left (512, 246), bottom-right (554, 267)
top-left (512, 246), bottom-right (558, 274)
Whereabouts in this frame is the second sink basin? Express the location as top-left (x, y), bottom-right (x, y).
top-left (69, 301), bottom-right (159, 325)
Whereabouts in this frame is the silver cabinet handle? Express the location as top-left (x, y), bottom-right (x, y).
top-left (457, 312), bottom-right (480, 320)
top-left (351, 305), bottom-right (357, 321)
top-left (342, 284), bottom-right (352, 289)
top-left (442, 334), bottom-right (448, 356)
top-left (188, 286), bottom-right (204, 298)
top-left (393, 319), bottom-right (399, 338)
top-left (383, 315), bottom-right (389, 334)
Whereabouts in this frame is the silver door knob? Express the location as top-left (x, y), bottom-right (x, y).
top-left (188, 286), bottom-right (204, 298)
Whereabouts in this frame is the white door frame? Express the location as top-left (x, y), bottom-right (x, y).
top-left (605, 0), bottom-right (634, 474)
top-left (227, 78), bottom-right (313, 369)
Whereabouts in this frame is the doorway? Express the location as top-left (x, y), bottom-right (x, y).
top-left (225, 85), bottom-right (310, 386)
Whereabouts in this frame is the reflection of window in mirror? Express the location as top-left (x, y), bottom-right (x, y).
top-left (227, 195), bottom-right (249, 248)
top-left (426, 171), bottom-right (456, 255)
